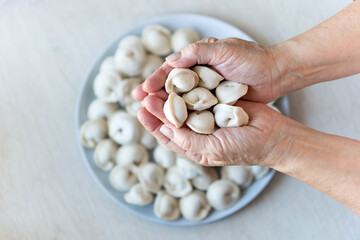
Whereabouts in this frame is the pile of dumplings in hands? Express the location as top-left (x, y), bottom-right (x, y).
top-left (79, 24), bottom-right (274, 222)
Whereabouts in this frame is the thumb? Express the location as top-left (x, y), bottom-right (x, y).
top-left (165, 38), bottom-right (220, 68)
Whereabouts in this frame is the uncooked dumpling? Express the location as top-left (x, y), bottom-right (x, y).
top-left (87, 99), bottom-right (118, 120)
top-left (140, 127), bottom-right (157, 149)
top-left (109, 165), bottom-right (137, 192)
top-left (124, 183), bottom-right (154, 206)
top-left (141, 54), bottom-right (164, 79)
top-left (221, 166), bottom-right (253, 188)
top-left (192, 66), bottom-right (223, 90)
top-left (94, 139), bottom-right (118, 171)
top-left (136, 163), bottom-right (164, 193)
top-left (154, 191), bottom-right (180, 221)
top-left (164, 166), bottom-right (192, 198)
top-left (108, 111), bottom-right (142, 145)
top-left (182, 87), bottom-right (218, 111)
top-left (186, 110), bottom-right (216, 134)
top-left (165, 68), bottom-right (199, 94)
top-left (206, 179), bottom-right (240, 210)
top-left (116, 143), bottom-right (149, 167)
top-left (163, 92), bottom-right (188, 128)
top-left (93, 71), bottom-right (123, 102)
top-left (176, 156), bottom-right (204, 179)
top-left (171, 28), bottom-right (200, 52)
top-left (251, 166), bottom-right (270, 180)
top-left (213, 104), bottom-right (249, 128)
top-left (99, 56), bottom-right (121, 74)
top-left (191, 167), bottom-right (219, 191)
top-left (114, 35), bottom-right (146, 77)
top-left (141, 25), bottom-right (172, 56)
top-left (215, 80), bottom-right (248, 105)
top-left (80, 119), bottom-right (108, 148)
top-left (153, 144), bottom-right (176, 168)
top-left (117, 77), bottom-right (143, 106)
top-left (179, 190), bottom-right (211, 221)
top-left (125, 101), bottom-right (142, 117)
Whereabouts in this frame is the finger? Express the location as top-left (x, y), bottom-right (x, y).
top-left (142, 62), bottom-right (173, 93)
top-left (234, 100), bottom-right (275, 128)
top-left (165, 42), bottom-right (220, 68)
top-left (149, 89), bottom-right (168, 101)
top-left (132, 84), bottom-right (148, 101)
top-left (142, 95), bottom-right (168, 124)
top-left (197, 37), bottom-right (218, 43)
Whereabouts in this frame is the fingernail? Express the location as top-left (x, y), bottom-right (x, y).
top-left (160, 125), bottom-right (174, 139)
top-left (166, 52), bottom-right (181, 62)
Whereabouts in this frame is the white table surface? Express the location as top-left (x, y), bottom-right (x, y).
top-left (0, 0), bottom-right (359, 239)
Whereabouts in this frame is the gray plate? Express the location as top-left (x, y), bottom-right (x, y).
top-left (75, 13), bottom-right (290, 226)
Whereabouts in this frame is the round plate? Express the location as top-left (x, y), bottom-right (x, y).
top-left (75, 13), bottom-right (289, 226)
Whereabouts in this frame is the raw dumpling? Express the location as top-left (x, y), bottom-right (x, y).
top-left (94, 139), bottom-right (118, 171)
top-left (182, 87), bottom-right (218, 111)
top-left (124, 183), bottom-right (154, 206)
top-left (164, 166), bottom-right (192, 198)
top-left (125, 101), bottom-right (142, 117)
top-left (114, 35), bottom-right (146, 77)
top-left (165, 68), bottom-right (199, 94)
top-left (163, 92), bottom-right (188, 128)
top-left (141, 25), bottom-right (172, 56)
top-left (171, 28), bottom-right (200, 52)
top-left (93, 71), bottom-right (123, 102)
top-left (140, 128), bottom-right (157, 149)
top-left (117, 77), bottom-right (143, 106)
top-left (176, 156), bottom-right (204, 179)
top-left (215, 80), bottom-right (248, 105)
top-left (213, 104), bottom-right (249, 128)
top-left (80, 119), bottom-right (108, 148)
top-left (180, 190), bottom-right (211, 221)
top-left (87, 99), bottom-right (118, 120)
top-left (108, 111), bottom-right (142, 145)
top-left (251, 166), bottom-right (270, 180)
top-left (221, 166), bottom-right (253, 188)
top-left (192, 66), bottom-right (223, 90)
top-left (186, 110), bottom-right (216, 134)
top-left (109, 165), bottom-right (137, 192)
top-left (154, 191), bottom-right (180, 221)
top-left (99, 56), bottom-right (120, 74)
top-left (206, 179), bottom-right (240, 210)
top-left (153, 144), bottom-right (176, 168)
top-left (141, 54), bottom-right (164, 79)
top-left (191, 167), bottom-right (219, 191)
top-left (116, 143), bottom-right (149, 167)
top-left (136, 163), bottom-right (164, 193)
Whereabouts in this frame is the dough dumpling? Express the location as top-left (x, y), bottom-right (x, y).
top-left (93, 71), bottom-right (123, 102)
top-left (165, 68), bottom-right (199, 94)
top-left (176, 156), bottom-right (204, 179)
top-left (140, 127), bottom-right (157, 149)
top-left (141, 54), bottom-right (164, 79)
top-left (191, 167), bottom-right (219, 191)
top-left (117, 77), bottom-right (143, 106)
top-left (141, 25), bottom-right (172, 56)
top-left (221, 166), bottom-right (253, 188)
top-left (124, 183), bottom-right (154, 206)
top-left (99, 56), bottom-right (121, 75)
top-left (186, 110), bottom-right (216, 134)
top-left (94, 139), bottom-right (118, 171)
top-left (116, 143), bottom-right (149, 167)
top-left (108, 111), bottom-right (141, 145)
top-left (163, 166), bottom-right (192, 198)
top-left (136, 163), bottom-right (164, 193)
top-left (192, 66), bottom-right (223, 90)
top-left (114, 35), bottom-right (146, 77)
top-left (206, 179), bottom-right (240, 210)
top-left (163, 92), bottom-right (188, 128)
top-left (80, 119), bottom-right (108, 148)
top-left (125, 101), bottom-right (142, 117)
top-left (251, 166), bottom-right (270, 180)
top-left (180, 190), bottom-right (211, 221)
top-left (171, 28), bottom-right (200, 52)
top-left (109, 165), bottom-right (137, 192)
top-left (153, 144), bottom-right (176, 168)
top-left (182, 87), bottom-right (218, 111)
top-left (154, 191), bottom-right (180, 221)
top-left (215, 80), bottom-right (248, 105)
top-left (213, 104), bottom-right (249, 128)
top-left (87, 99), bottom-right (118, 120)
